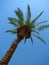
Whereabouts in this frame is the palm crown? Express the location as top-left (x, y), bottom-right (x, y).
top-left (6, 5), bottom-right (49, 44)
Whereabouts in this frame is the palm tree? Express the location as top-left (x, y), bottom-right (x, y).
top-left (0, 5), bottom-right (49, 65)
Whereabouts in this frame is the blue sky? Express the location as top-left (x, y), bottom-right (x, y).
top-left (0, 0), bottom-right (49, 65)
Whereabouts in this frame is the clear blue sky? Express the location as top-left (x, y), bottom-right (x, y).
top-left (0, 0), bottom-right (49, 65)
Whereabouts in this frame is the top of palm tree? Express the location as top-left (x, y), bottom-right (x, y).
top-left (6, 5), bottom-right (49, 45)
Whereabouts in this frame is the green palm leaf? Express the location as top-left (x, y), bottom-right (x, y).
top-left (27, 5), bottom-right (31, 21)
top-left (38, 24), bottom-right (49, 30)
top-left (14, 10), bottom-right (21, 20)
top-left (6, 30), bottom-right (17, 34)
top-left (25, 5), bottom-right (31, 26)
top-left (24, 38), bottom-right (27, 44)
top-left (36, 20), bottom-right (47, 26)
top-left (29, 23), bottom-right (35, 29)
top-left (30, 37), bottom-right (33, 44)
top-left (14, 8), bottom-right (24, 25)
top-left (8, 17), bottom-right (19, 26)
top-left (17, 8), bottom-right (24, 21)
top-left (25, 20), bottom-right (31, 27)
top-left (32, 34), bottom-right (46, 44)
top-left (31, 30), bottom-right (40, 35)
top-left (30, 11), bottom-right (44, 28)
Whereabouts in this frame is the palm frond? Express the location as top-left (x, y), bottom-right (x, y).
top-left (29, 23), bottom-right (35, 29)
top-left (32, 34), bottom-right (46, 44)
top-left (8, 17), bottom-right (18, 26)
top-left (6, 30), bottom-right (17, 34)
top-left (25, 20), bottom-right (31, 28)
top-left (14, 10), bottom-right (21, 20)
top-left (30, 37), bottom-right (33, 44)
top-left (25, 5), bottom-right (31, 27)
top-left (36, 20), bottom-right (47, 26)
top-left (31, 30), bottom-right (40, 35)
top-left (17, 8), bottom-right (24, 21)
top-left (24, 38), bottom-right (27, 44)
top-left (37, 24), bottom-right (49, 30)
top-left (27, 5), bottom-right (31, 21)
top-left (31, 11), bottom-right (44, 24)
top-left (14, 8), bottom-right (24, 25)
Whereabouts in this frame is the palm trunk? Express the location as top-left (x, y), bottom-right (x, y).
top-left (0, 36), bottom-right (23, 65)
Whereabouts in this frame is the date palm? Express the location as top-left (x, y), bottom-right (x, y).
top-left (0, 5), bottom-right (49, 65)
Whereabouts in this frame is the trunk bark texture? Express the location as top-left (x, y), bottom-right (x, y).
top-left (0, 36), bottom-right (23, 65)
